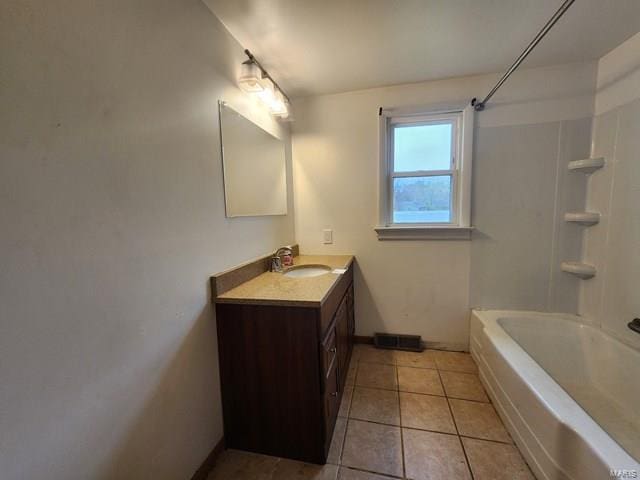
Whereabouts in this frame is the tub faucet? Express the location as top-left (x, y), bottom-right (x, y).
top-left (271, 246), bottom-right (292, 272)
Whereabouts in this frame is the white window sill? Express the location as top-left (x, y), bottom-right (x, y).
top-left (375, 225), bottom-right (473, 241)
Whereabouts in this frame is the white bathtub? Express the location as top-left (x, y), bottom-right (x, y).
top-left (470, 310), bottom-right (640, 480)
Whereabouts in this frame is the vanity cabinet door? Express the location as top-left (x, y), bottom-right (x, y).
top-left (321, 325), bottom-right (337, 384)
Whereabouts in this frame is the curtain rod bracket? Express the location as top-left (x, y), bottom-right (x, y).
top-left (471, 98), bottom-right (485, 111)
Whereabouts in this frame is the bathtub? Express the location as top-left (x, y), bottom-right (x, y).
top-left (470, 310), bottom-right (640, 480)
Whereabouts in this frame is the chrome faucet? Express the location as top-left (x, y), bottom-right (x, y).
top-left (271, 246), bottom-right (293, 272)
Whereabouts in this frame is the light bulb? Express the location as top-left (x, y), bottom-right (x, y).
top-left (269, 90), bottom-right (288, 115)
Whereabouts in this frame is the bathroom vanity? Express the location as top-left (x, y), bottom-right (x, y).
top-left (212, 254), bottom-right (354, 464)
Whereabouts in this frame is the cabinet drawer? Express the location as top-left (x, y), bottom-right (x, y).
top-left (321, 325), bottom-right (337, 382)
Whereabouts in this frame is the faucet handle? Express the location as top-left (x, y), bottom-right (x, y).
top-left (275, 246), bottom-right (292, 256)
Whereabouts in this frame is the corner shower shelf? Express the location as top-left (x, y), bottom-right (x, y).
top-left (564, 212), bottom-right (600, 226)
top-left (561, 261), bottom-right (596, 279)
top-left (568, 157), bottom-right (605, 174)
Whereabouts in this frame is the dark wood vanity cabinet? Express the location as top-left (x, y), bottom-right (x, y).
top-left (215, 263), bottom-right (354, 464)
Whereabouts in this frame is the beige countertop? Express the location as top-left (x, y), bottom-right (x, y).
top-left (215, 255), bottom-right (354, 307)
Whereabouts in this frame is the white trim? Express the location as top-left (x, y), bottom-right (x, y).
top-left (377, 102), bottom-right (474, 238)
top-left (458, 104), bottom-right (474, 227)
top-left (381, 102), bottom-right (467, 117)
top-left (378, 110), bottom-right (389, 228)
top-left (375, 225), bottom-right (473, 241)
top-left (390, 114), bottom-right (458, 126)
top-left (391, 169), bottom-right (454, 178)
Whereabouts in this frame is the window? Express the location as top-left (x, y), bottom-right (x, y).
top-left (377, 105), bottom-right (474, 240)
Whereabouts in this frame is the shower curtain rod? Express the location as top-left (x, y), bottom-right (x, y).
top-left (471, 0), bottom-right (576, 112)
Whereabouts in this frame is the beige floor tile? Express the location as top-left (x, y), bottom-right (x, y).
top-left (393, 350), bottom-right (437, 369)
top-left (341, 420), bottom-right (403, 477)
top-left (462, 437), bottom-right (534, 480)
top-left (397, 366), bottom-right (444, 396)
top-left (351, 344), bottom-right (367, 361)
top-left (355, 363), bottom-right (397, 390)
top-left (345, 363), bottom-right (357, 386)
top-left (271, 459), bottom-right (339, 480)
top-left (440, 370), bottom-right (489, 402)
top-left (400, 392), bottom-right (456, 434)
top-left (449, 399), bottom-right (511, 443)
top-left (403, 429), bottom-right (471, 480)
top-left (207, 449), bottom-right (278, 480)
top-left (348, 355), bottom-right (358, 371)
top-left (327, 417), bottom-right (347, 464)
top-left (337, 467), bottom-right (390, 479)
top-left (350, 387), bottom-right (400, 425)
top-left (338, 385), bottom-right (354, 417)
top-left (358, 346), bottom-right (396, 365)
top-left (434, 351), bottom-right (478, 373)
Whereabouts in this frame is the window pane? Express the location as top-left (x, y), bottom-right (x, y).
top-left (393, 123), bottom-right (452, 172)
top-left (393, 176), bottom-right (452, 223)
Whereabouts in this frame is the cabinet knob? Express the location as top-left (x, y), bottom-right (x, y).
top-left (331, 392), bottom-right (338, 397)
top-left (330, 347), bottom-right (337, 353)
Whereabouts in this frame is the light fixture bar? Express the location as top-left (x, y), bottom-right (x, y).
top-left (244, 49), bottom-right (291, 104)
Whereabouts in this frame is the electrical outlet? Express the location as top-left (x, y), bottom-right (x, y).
top-left (322, 229), bottom-right (333, 244)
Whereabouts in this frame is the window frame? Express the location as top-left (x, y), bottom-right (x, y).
top-left (377, 103), bottom-right (474, 240)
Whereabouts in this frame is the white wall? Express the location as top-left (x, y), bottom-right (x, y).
top-left (292, 62), bottom-right (596, 350)
top-left (0, 1), bottom-right (294, 479)
top-left (581, 32), bottom-right (640, 350)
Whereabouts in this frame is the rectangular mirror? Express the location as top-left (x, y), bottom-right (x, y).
top-left (219, 102), bottom-right (287, 217)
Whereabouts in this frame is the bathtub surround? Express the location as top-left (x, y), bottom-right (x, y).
top-left (292, 61), bottom-right (596, 349)
top-left (580, 32), bottom-right (640, 350)
top-left (0, 1), bottom-right (294, 479)
top-left (594, 32), bottom-right (640, 116)
top-left (472, 115), bottom-right (592, 312)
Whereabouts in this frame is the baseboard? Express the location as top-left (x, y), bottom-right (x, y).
top-left (191, 436), bottom-right (225, 480)
top-left (423, 340), bottom-right (469, 352)
top-left (354, 335), bottom-right (373, 344)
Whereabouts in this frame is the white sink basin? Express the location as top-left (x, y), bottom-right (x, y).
top-left (283, 264), bottom-right (332, 278)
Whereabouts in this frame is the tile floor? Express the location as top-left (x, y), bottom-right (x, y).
top-left (207, 345), bottom-right (535, 480)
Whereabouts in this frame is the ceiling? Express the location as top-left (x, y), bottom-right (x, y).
top-left (204, 0), bottom-right (640, 98)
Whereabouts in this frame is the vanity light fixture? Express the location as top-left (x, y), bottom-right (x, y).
top-left (239, 49), bottom-right (291, 120)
